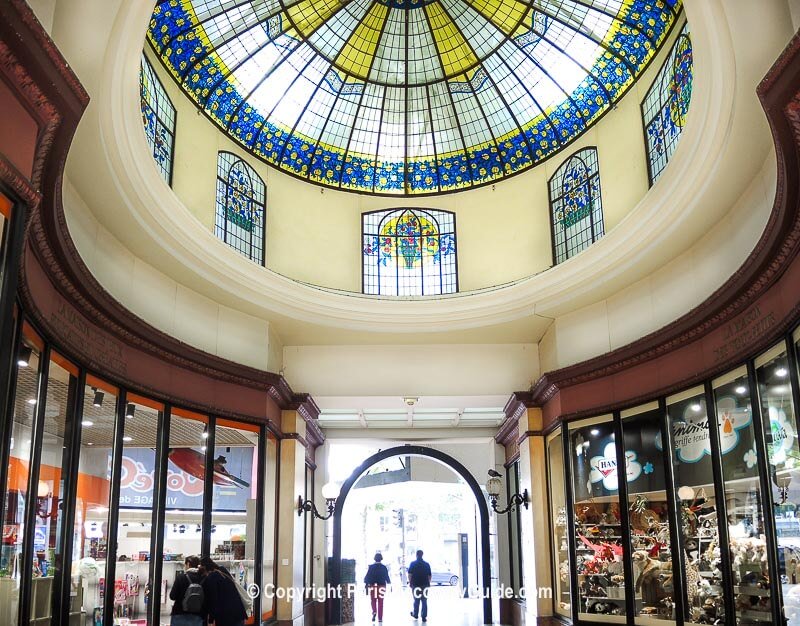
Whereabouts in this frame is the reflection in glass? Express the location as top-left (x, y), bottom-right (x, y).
top-left (668, 390), bottom-right (726, 624)
top-left (262, 432), bottom-right (277, 623)
top-left (211, 420), bottom-right (260, 621)
top-left (115, 401), bottom-right (160, 622)
top-left (622, 405), bottom-right (676, 624)
top-left (161, 410), bottom-right (208, 623)
top-left (547, 430), bottom-right (571, 618)
top-left (1, 339), bottom-right (42, 626)
top-left (713, 368), bottom-right (772, 624)
top-left (759, 348), bottom-right (799, 625)
top-left (569, 417), bottom-right (627, 623)
top-left (71, 379), bottom-right (117, 625)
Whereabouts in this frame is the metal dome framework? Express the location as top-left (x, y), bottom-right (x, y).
top-left (148, 0), bottom-right (680, 196)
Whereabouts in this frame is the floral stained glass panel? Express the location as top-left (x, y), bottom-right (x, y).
top-left (215, 152), bottom-right (266, 265)
top-left (140, 55), bottom-right (176, 184)
top-left (363, 208), bottom-right (457, 295)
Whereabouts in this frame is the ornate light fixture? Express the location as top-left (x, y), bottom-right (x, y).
top-left (298, 482), bottom-right (340, 520)
top-left (486, 470), bottom-right (529, 515)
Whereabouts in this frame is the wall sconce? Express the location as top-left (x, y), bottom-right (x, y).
top-left (297, 482), bottom-right (340, 520)
top-left (486, 470), bottom-right (529, 515)
top-left (125, 403), bottom-right (136, 418)
top-left (92, 388), bottom-right (104, 407)
top-left (17, 345), bottom-right (32, 367)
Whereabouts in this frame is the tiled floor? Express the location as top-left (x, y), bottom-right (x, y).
top-left (342, 586), bottom-right (503, 626)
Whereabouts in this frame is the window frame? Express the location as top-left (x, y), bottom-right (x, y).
top-left (139, 54), bottom-right (177, 187)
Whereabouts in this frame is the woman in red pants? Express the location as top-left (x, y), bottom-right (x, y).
top-left (364, 553), bottom-right (391, 622)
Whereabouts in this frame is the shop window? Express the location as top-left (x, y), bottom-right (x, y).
top-left (71, 377), bottom-right (118, 624)
top-left (211, 420), bottom-right (260, 619)
top-left (667, 387), bottom-right (726, 624)
top-left (114, 398), bottom-right (162, 622)
top-left (756, 345), bottom-right (800, 622)
top-left (506, 461), bottom-right (523, 596)
top-left (261, 431), bottom-right (278, 623)
top-left (712, 366), bottom-right (772, 624)
top-left (547, 429), bottom-right (570, 618)
top-left (568, 415), bottom-right (627, 622)
top-left (1, 337), bottom-right (43, 626)
top-left (548, 147), bottom-right (604, 265)
top-left (159, 408), bottom-right (208, 623)
top-left (642, 23), bottom-right (693, 185)
top-left (620, 402), bottom-right (676, 624)
top-left (215, 152), bottom-right (266, 266)
top-left (362, 208), bottom-right (457, 296)
top-left (304, 464), bottom-right (314, 591)
top-left (140, 55), bottom-right (176, 185)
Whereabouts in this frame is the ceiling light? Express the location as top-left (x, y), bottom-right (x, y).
top-left (81, 420), bottom-right (94, 427)
top-left (125, 403), bottom-right (135, 418)
top-left (777, 367), bottom-right (788, 378)
top-left (92, 388), bottom-right (104, 407)
top-left (17, 345), bottom-right (32, 367)
top-left (403, 397), bottom-right (418, 406)
top-left (87, 442), bottom-right (94, 446)
top-left (26, 398), bottom-right (36, 405)
top-left (735, 386), bottom-right (747, 394)
top-left (202, 431), bottom-right (209, 439)
top-left (590, 428), bottom-right (600, 436)
top-left (201, 445), bottom-right (207, 452)
top-left (122, 436), bottom-right (133, 442)
top-left (690, 403), bottom-right (702, 412)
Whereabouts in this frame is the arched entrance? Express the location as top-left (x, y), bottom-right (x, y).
top-left (329, 445), bottom-right (492, 624)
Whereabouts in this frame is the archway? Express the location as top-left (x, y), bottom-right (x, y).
top-left (329, 445), bottom-right (492, 624)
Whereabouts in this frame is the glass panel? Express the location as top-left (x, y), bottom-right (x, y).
top-left (712, 369), bottom-right (772, 625)
top-left (210, 420), bottom-right (259, 621)
top-left (622, 406), bottom-right (676, 624)
top-left (71, 379), bottom-right (117, 625)
top-left (261, 432), bottom-right (278, 623)
top-left (758, 348), bottom-right (798, 625)
top-left (160, 410), bottom-right (208, 624)
top-left (305, 464), bottom-right (314, 591)
top-left (32, 355), bottom-right (77, 624)
top-left (1, 339), bottom-right (42, 626)
top-left (506, 461), bottom-right (523, 596)
top-left (569, 416), bottom-right (627, 623)
top-left (547, 431), bottom-right (570, 618)
top-left (667, 389), bottom-right (726, 624)
top-left (115, 400), bottom-right (161, 623)
top-left (215, 152), bottom-right (266, 265)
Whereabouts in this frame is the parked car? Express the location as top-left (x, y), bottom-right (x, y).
top-left (430, 570), bottom-right (459, 586)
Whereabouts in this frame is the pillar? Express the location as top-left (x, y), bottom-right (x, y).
top-left (276, 410), bottom-right (308, 625)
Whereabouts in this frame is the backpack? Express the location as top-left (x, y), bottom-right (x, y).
top-left (182, 571), bottom-right (204, 614)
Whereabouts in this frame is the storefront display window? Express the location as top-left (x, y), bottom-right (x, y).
top-left (757, 345), bottom-right (799, 625)
top-left (507, 460), bottom-right (523, 597)
top-left (262, 432), bottom-right (277, 623)
top-left (621, 403), bottom-right (676, 624)
top-left (569, 415), bottom-right (627, 623)
top-left (114, 398), bottom-right (161, 622)
top-left (304, 463), bottom-right (314, 591)
top-left (160, 408), bottom-right (208, 622)
top-left (713, 367), bottom-right (773, 624)
top-left (547, 429), bottom-right (570, 618)
top-left (211, 420), bottom-right (260, 620)
top-left (71, 377), bottom-right (116, 626)
top-left (667, 387), bottom-right (726, 625)
top-left (1, 336), bottom-right (42, 626)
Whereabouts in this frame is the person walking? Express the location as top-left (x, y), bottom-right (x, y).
top-left (364, 553), bottom-right (391, 622)
top-left (199, 556), bottom-right (248, 626)
top-left (169, 555), bottom-right (204, 626)
top-left (407, 550), bottom-right (431, 622)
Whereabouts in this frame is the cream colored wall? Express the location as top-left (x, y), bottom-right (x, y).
top-left (143, 16), bottom-right (684, 294)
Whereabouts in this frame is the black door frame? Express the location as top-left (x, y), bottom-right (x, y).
top-left (329, 445), bottom-right (493, 624)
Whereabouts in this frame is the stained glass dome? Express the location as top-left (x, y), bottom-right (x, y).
top-left (148, 0), bottom-right (681, 195)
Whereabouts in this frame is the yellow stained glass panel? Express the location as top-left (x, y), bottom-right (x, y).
top-left (286, 0), bottom-right (344, 38)
top-left (465, 0), bottom-right (526, 37)
top-left (424, 2), bottom-right (477, 77)
top-left (336, 2), bottom-right (389, 79)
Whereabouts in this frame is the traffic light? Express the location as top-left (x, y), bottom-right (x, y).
top-left (392, 508), bottom-right (404, 528)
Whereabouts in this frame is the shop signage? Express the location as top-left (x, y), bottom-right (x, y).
top-left (589, 443), bottom-right (643, 491)
top-left (768, 406), bottom-right (796, 466)
top-left (118, 447), bottom-right (254, 511)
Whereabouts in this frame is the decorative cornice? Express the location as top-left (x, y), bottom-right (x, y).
top-left (496, 392), bottom-right (532, 446)
top-left (0, 154), bottom-right (40, 209)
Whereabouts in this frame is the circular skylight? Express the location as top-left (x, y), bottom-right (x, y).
top-left (148, 0), bottom-right (680, 195)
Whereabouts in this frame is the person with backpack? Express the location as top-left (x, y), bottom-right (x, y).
top-left (199, 556), bottom-right (248, 626)
top-left (364, 553), bottom-right (391, 622)
top-left (169, 555), bottom-right (205, 625)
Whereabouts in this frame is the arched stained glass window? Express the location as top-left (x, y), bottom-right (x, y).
top-left (363, 208), bottom-right (457, 296)
top-left (549, 148), bottom-right (604, 265)
top-left (215, 152), bottom-right (266, 265)
top-left (642, 23), bottom-right (693, 185)
top-left (139, 55), bottom-right (176, 185)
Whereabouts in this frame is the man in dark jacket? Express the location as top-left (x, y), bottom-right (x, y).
top-left (199, 556), bottom-right (247, 626)
top-left (169, 555), bottom-right (203, 625)
top-left (364, 553), bottom-right (391, 622)
top-left (407, 550), bottom-right (432, 622)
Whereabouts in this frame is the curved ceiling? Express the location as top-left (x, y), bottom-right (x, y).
top-left (148, 0), bottom-right (680, 195)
